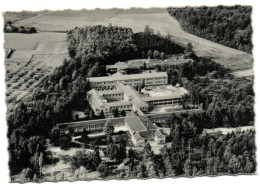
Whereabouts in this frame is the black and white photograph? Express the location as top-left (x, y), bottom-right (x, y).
top-left (0, 0), bottom-right (259, 183)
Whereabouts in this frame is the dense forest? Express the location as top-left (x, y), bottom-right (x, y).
top-left (7, 25), bottom-right (255, 180)
top-left (67, 25), bottom-right (184, 64)
top-left (167, 5), bottom-right (253, 53)
top-left (155, 60), bottom-right (254, 128)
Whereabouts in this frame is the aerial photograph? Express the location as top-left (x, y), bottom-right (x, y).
top-left (3, 3), bottom-right (255, 183)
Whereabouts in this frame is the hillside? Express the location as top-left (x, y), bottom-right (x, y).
top-left (167, 6), bottom-right (252, 53)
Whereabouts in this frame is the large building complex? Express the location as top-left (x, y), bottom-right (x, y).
top-left (58, 71), bottom-right (191, 147)
top-left (87, 73), bottom-right (188, 116)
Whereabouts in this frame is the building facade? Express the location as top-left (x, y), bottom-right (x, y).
top-left (88, 72), bottom-right (168, 91)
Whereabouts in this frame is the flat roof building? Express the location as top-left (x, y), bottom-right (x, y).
top-left (88, 72), bottom-right (168, 91)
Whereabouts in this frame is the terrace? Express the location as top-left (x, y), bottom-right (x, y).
top-left (141, 84), bottom-right (188, 98)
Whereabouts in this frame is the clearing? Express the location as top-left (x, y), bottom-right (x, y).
top-left (204, 126), bottom-right (255, 135)
top-left (230, 69), bottom-right (254, 78)
top-left (10, 8), bottom-right (253, 70)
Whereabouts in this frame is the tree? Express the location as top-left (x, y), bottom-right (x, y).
top-left (92, 147), bottom-right (102, 168)
top-left (49, 127), bottom-right (61, 146)
top-left (186, 42), bottom-right (193, 53)
top-left (121, 110), bottom-right (126, 117)
top-left (118, 141), bottom-right (127, 161)
top-left (112, 108), bottom-right (119, 117)
top-left (99, 110), bottom-right (105, 119)
top-left (104, 120), bottom-right (114, 135)
top-left (143, 62), bottom-right (147, 70)
top-left (153, 50), bottom-right (160, 59)
top-left (144, 25), bottom-right (154, 35)
top-left (160, 52), bottom-right (165, 60)
top-left (59, 133), bottom-right (71, 150)
top-left (97, 162), bottom-right (109, 177)
top-left (107, 142), bottom-right (120, 161)
top-left (90, 110), bottom-right (95, 119)
top-left (157, 31), bottom-right (161, 37)
top-left (147, 50), bottom-right (153, 59)
top-left (82, 128), bottom-right (88, 142)
top-left (20, 168), bottom-right (34, 182)
top-left (38, 152), bottom-right (43, 178)
top-left (74, 113), bottom-right (79, 121)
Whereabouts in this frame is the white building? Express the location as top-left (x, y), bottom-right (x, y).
top-left (88, 72), bottom-right (168, 91)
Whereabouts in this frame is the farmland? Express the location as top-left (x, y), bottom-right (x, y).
top-left (10, 8), bottom-right (253, 70)
top-left (4, 32), bottom-right (68, 111)
top-left (4, 10), bottom-right (49, 23)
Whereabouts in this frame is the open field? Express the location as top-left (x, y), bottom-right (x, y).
top-left (5, 50), bottom-right (35, 63)
top-left (10, 8), bottom-right (253, 70)
top-left (4, 32), bottom-right (67, 50)
top-left (35, 42), bottom-right (68, 54)
top-left (4, 32), bottom-right (68, 111)
top-left (4, 10), bottom-right (49, 23)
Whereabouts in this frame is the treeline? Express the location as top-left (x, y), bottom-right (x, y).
top-left (4, 22), bottom-right (36, 34)
top-left (167, 6), bottom-right (253, 53)
top-left (133, 32), bottom-right (184, 58)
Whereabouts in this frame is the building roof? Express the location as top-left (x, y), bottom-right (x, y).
top-left (155, 129), bottom-right (167, 137)
top-left (116, 83), bottom-right (148, 108)
top-left (88, 72), bottom-right (168, 83)
top-left (138, 116), bottom-right (158, 131)
top-left (141, 86), bottom-right (189, 101)
top-left (57, 117), bottom-right (126, 129)
top-left (99, 90), bottom-right (123, 95)
top-left (87, 89), bottom-right (106, 109)
top-left (142, 94), bottom-right (183, 101)
top-left (146, 112), bottom-right (172, 119)
top-left (106, 101), bottom-right (132, 107)
top-left (133, 132), bottom-right (145, 140)
top-left (125, 116), bottom-right (147, 132)
top-left (139, 131), bottom-right (150, 138)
